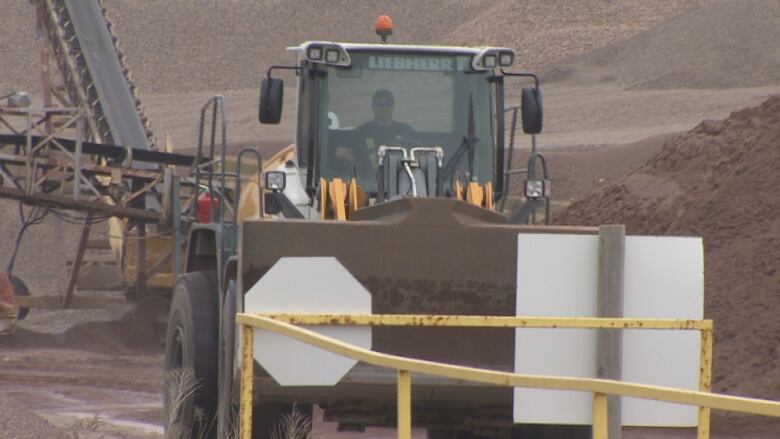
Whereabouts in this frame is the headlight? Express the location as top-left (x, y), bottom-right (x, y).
top-left (524, 179), bottom-right (550, 199)
top-left (472, 48), bottom-right (515, 71)
top-left (307, 46), bottom-right (323, 61)
top-left (499, 52), bottom-right (514, 67)
top-left (265, 171), bottom-right (287, 191)
top-left (302, 42), bottom-right (352, 67)
top-left (325, 49), bottom-right (340, 64)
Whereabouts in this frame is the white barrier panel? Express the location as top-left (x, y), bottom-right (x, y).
top-left (622, 236), bottom-right (703, 425)
top-left (514, 234), bottom-right (703, 426)
top-left (245, 257), bottom-right (372, 386)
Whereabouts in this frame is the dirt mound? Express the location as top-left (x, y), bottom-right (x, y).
top-left (449, 0), bottom-right (703, 71)
top-left (523, 133), bottom-right (676, 202)
top-left (555, 94), bottom-right (780, 399)
top-left (4, 295), bottom-right (168, 354)
top-left (553, 0), bottom-right (780, 89)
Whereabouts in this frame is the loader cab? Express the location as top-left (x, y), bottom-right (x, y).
top-left (260, 41), bottom-right (542, 211)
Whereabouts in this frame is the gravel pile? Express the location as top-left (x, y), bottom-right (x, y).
top-left (448, 0), bottom-right (704, 71)
top-left (104, 0), bottom-right (494, 94)
top-left (101, 0), bottom-right (705, 93)
top-left (0, 0), bottom-right (703, 95)
top-left (0, 3), bottom-right (39, 94)
top-left (554, 0), bottom-right (780, 89)
top-left (555, 94), bottom-right (780, 402)
top-left (0, 200), bottom-right (83, 302)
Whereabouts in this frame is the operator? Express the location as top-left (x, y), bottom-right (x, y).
top-left (335, 89), bottom-right (415, 171)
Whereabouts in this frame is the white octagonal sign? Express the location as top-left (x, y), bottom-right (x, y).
top-left (245, 257), bottom-right (372, 386)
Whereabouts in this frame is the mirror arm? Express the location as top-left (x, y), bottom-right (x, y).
top-left (267, 65), bottom-right (301, 79)
top-left (500, 70), bottom-right (540, 89)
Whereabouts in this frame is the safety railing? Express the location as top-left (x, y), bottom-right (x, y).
top-left (235, 314), bottom-right (780, 439)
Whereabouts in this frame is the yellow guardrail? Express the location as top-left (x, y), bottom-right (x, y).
top-left (236, 314), bottom-right (780, 439)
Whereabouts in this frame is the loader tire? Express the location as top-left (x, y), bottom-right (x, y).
top-left (8, 275), bottom-right (29, 321)
top-left (217, 280), bottom-right (237, 438)
top-left (164, 271), bottom-right (219, 439)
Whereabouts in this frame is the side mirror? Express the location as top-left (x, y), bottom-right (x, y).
top-left (259, 77), bottom-right (284, 124)
top-left (521, 87), bottom-right (543, 134)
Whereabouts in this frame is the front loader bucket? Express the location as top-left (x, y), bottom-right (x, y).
top-left (242, 198), bottom-right (590, 370)
top-left (239, 198), bottom-right (595, 431)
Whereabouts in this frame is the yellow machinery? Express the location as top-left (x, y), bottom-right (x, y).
top-left (161, 17), bottom-right (560, 439)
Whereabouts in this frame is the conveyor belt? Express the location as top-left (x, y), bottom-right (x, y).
top-left (62, 0), bottom-right (154, 168)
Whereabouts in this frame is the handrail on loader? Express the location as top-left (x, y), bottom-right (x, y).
top-left (236, 313), bottom-right (780, 439)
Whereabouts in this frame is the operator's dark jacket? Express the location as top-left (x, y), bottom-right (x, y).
top-left (351, 120), bottom-right (415, 171)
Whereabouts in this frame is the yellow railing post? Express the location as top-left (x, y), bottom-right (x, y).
top-left (240, 325), bottom-right (254, 439)
top-left (398, 369), bottom-right (412, 439)
top-left (592, 392), bottom-right (609, 439)
top-left (698, 326), bottom-right (713, 439)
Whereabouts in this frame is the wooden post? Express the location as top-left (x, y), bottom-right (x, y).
top-left (597, 225), bottom-right (625, 438)
top-left (42, 33), bottom-right (66, 293)
top-left (172, 176), bottom-right (182, 278)
top-left (40, 22), bottom-right (53, 133)
top-left (62, 211), bottom-right (93, 308)
top-left (52, 215), bottom-right (65, 288)
top-left (136, 222), bottom-right (146, 300)
top-left (74, 116), bottom-right (83, 201)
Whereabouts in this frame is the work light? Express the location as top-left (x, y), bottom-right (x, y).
top-left (325, 49), bottom-right (340, 64)
top-left (265, 171), bottom-right (286, 192)
top-left (307, 46), bottom-right (323, 61)
top-left (499, 52), bottom-right (514, 67)
top-left (524, 179), bottom-right (550, 199)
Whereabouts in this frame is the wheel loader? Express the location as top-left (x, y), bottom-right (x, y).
top-left (164, 19), bottom-right (583, 439)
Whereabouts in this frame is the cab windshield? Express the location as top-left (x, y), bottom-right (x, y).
top-left (315, 51), bottom-right (495, 193)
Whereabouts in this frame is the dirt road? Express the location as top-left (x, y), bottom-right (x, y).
top-left (3, 311), bottom-right (779, 438)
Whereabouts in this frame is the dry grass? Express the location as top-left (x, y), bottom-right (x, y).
top-left (164, 368), bottom-right (248, 439)
top-left (164, 368), bottom-right (202, 439)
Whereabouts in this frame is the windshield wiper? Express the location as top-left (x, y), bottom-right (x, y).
top-left (441, 94), bottom-right (478, 187)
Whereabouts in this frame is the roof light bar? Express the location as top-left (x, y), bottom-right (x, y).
top-left (302, 42), bottom-right (351, 67)
top-left (472, 48), bottom-right (516, 71)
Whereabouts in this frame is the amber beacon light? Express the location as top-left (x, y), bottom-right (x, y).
top-left (375, 15), bottom-right (393, 43)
